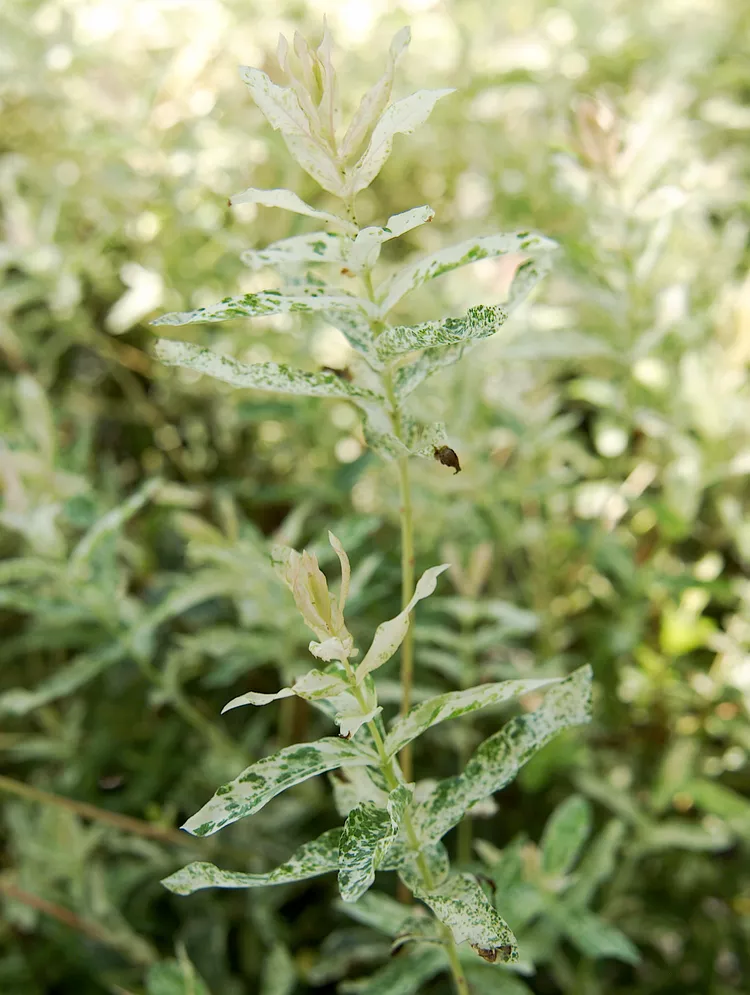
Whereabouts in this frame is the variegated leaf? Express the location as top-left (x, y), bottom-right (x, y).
top-left (151, 288), bottom-right (375, 326)
top-left (402, 418), bottom-right (448, 459)
top-left (375, 305), bottom-right (506, 361)
top-left (413, 666), bottom-right (593, 845)
top-left (338, 783), bottom-right (413, 902)
top-left (229, 187), bottom-right (357, 235)
top-left (405, 871), bottom-right (518, 963)
top-left (338, 947), bottom-right (446, 995)
top-left (324, 309), bottom-right (378, 361)
top-left (382, 840), bottom-right (450, 885)
top-left (378, 231), bottom-right (558, 314)
top-left (161, 828), bottom-right (342, 895)
top-left (182, 738), bottom-right (377, 837)
top-left (336, 890), bottom-right (416, 936)
top-left (540, 794), bottom-right (592, 878)
top-left (241, 232), bottom-right (348, 270)
top-left (154, 341), bottom-right (384, 404)
top-left (384, 677), bottom-right (560, 758)
top-left (393, 342), bottom-right (466, 400)
top-left (339, 26), bottom-right (411, 162)
top-left (347, 89), bottom-right (455, 196)
top-left (355, 564), bottom-right (450, 682)
top-left (348, 205), bottom-right (435, 272)
top-left (360, 410), bottom-right (409, 462)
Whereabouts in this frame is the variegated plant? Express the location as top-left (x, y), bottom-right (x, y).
top-left (154, 25), bottom-right (590, 993)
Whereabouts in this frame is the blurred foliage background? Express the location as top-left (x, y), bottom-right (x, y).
top-left (1, 0), bottom-right (750, 992)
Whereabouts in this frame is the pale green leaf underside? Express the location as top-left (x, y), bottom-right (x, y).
top-left (151, 288), bottom-right (374, 326)
top-left (229, 187), bottom-right (357, 235)
top-left (338, 947), bottom-right (446, 995)
top-left (161, 828), bottom-right (342, 895)
top-left (348, 205), bottom-right (435, 271)
top-left (413, 665), bottom-right (593, 845)
top-left (376, 305), bottom-right (506, 361)
top-left (378, 231), bottom-right (558, 314)
top-left (154, 340), bottom-right (384, 404)
top-left (182, 738), bottom-right (376, 837)
top-left (147, 958), bottom-right (211, 995)
top-left (540, 794), bottom-right (592, 877)
top-left (338, 784), bottom-right (413, 902)
top-left (335, 890), bottom-right (416, 936)
top-left (553, 906), bottom-right (640, 964)
top-left (384, 676), bottom-right (559, 757)
top-left (567, 819), bottom-right (626, 907)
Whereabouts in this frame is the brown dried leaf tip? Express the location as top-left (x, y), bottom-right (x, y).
top-left (321, 365), bottom-right (353, 382)
top-left (472, 943), bottom-right (514, 963)
top-left (433, 445), bottom-right (461, 474)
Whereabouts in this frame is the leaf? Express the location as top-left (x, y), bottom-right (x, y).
top-left (0, 644), bottom-right (125, 716)
top-left (151, 287), bottom-right (375, 327)
top-left (161, 828), bottom-right (342, 895)
top-left (229, 187), bottom-right (357, 235)
top-left (0, 557), bottom-right (62, 585)
top-left (16, 373), bottom-right (55, 464)
top-left (413, 666), bottom-right (593, 845)
top-left (407, 871), bottom-right (518, 963)
top-left (182, 739), bottom-right (376, 837)
top-left (338, 784), bottom-right (413, 902)
top-left (238, 67), bottom-right (342, 194)
top-left (154, 340), bottom-right (384, 405)
top-left (355, 564), bottom-right (450, 682)
top-left (348, 205), bottom-right (435, 272)
top-left (347, 89), bottom-right (455, 195)
top-left (336, 891), bottom-right (416, 936)
top-left (241, 231), bottom-right (348, 270)
top-left (383, 677), bottom-right (560, 758)
top-left (464, 965), bottom-right (536, 995)
top-left (554, 907), bottom-right (640, 964)
top-left (339, 26), bottom-right (411, 161)
top-left (324, 309), bottom-right (378, 360)
top-left (393, 342), bottom-right (467, 400)
top-left (328, 530), bottom-right (351, 612)
top-left (540, 795), bottom-right (592, 878)
top-left (500, 329), bottom-right (613, 360)
top-left (376, 305), bottom-right (506, 361)
top-left (567, 819), bottom-right (626, 907)
top-left (146, 958), bottom-right (211, 995)
top-left (260, 943), bottom-right (296, 995)
top-left (378, 231), bottom-right (558, 314)
top-left (338, 947), bottom-right (446, 995)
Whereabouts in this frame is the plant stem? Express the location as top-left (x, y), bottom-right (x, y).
top-left (445, 931), bottom-right (471, 995)
top-left (396, 453), bottom-right (416, 781)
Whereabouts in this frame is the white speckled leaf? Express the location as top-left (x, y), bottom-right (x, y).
top-left (355, 564), bottom-right (450, 682)
top-left (241, 232), bottom-right (348, 270)
top-left (183, 738), bottom-right (377, 837)
top-left (348, 206), bottom-right (435, 272)
top-left (540, 795), bottom-right (592, 878)
top-left (338, 947), bottom-right (446, 995)
top-left (383, 840), bottom-right (450, 884)
top-left (338, 783), bottom-right (413, 902)
top-left (407, 871), bottom-right (518, 963)
top-left (504, 256), bottom-right (553, 313)
top-left (151, 288), bottom-right (375, 326)
top-left (348, 89), bottom-right (455, 195)
top-left (375, 305), bottom-right (506, 361)
top-left (339, 26), bottom-right (411, 162)
top-left (413, 666), bottom-right (593, 845)
top-left (384, 677), bottom-right (560, 757)
top-left (154, 341), bottom-right (384, 404)
top-left (238, 67), bottom-right (342, 194)
top-left (378, 231), bottom-right (558, 314)
top-left (229, 187), bottom-right (357, 235)
top-left (403, 419), bottom-right (448, 459)
top-left (161, 828), bottom-right (342, 895)
top-left (323, 309), bottom-right (378, 361)
top-left (360, 411), bottom-right (410, 462)
top-left (393, 342), bottom-right (466, 400)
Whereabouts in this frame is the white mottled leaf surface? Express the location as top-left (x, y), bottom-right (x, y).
top-left (348, 205), bottom-right (435, 272)
top-left (338, 783), bottom-right (413, 902)
top-left (241, 232), bottom-right (348, 270)
top-left (375, 305), bottom-right (506, 361)
top-left (161, 828), bottom-right (342, 895)
top-left (151, 288), bottom-right (374, 326)
top-left (229, 187), bottom-right (357, 235)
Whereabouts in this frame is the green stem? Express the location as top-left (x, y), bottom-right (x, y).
top-left (396, 454), bottom-right (416, 782)
top-left (456, 617), bottom-right (475, 865)
top-left (445, 933), bottom-right (471, 995)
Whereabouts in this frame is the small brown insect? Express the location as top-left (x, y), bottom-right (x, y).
top-left (433, 445), bottom-right (461, 474)
top-left (321, 365), bottom-right (353, 382)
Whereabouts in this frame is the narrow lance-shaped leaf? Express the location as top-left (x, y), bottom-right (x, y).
top-left (241, 232), bottom-right (348, 271)
top-left (355, 564), bottom-right (450, 682)
top-left (378, 231), bottom-right (558, 314)
top-left (375, 305), bottom-right (506, 362)
top-left (413, 665), bottom-right (593, 845)
top-left (540, 794), bottom-right (592, 878)
top-left (567, 820), bottom-right (626, 908)
top-left (348, 205), bottom-right (435, 272)
top-left (338, 783), bottom-right (413, 902)
top-left (347, 89), bottom-right (455, 196)
top-left (151, 287), bottom-right (376, 327)
top-left (384, 677), bottom-right (560, 758)
top-left (549, 906), bottom-right (640, 965)
top-left (403, 870), bottom-right (518, 964)
top-left (147, 958), bottom-right (211, 995)
top-left (182, 738), bottom-right (376, 837)
top-left (229, 187), bottom-right (357, 235)
top-left (337, 947), bottom-right (447, 995)
top-left (161, 829), bottom-right (342, 895)
top-left (154, 340), bottom-right (384, 405)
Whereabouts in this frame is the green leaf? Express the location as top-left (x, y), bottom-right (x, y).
top-left (338, 947), bottom-right (446, 995)
top-left (146, 958), bottom-right (211, 995)
top-left (338, 784), bottom-right (413, 902)
top-left (0, 558), bottom-right (62, 585)
top-left (500, 329), bottom-right (613, 360)
top-left (151, 288), bottom-right (374, 326)
top-left (413, 666), bottom-right (593, 845)
top-left (348, 205), bottom-right (435, 272)
top-left (393, 342), bottom-right (467, 400)
top-left (154, 341), bottom-right (384, 405)
top-left (554, 907), bottom-right (640, 964)
top-left (685, 777), bottom-right (750, 834)
top-left (383, 677), bottom-right (560, 758)
top-left (355, 564), bottom-right (450, 682)
top-left (0, 644), bottom-right (125, 716)
top-left (567, 819), bottom-right (626, 907)
top-left (378, 232), bottom-right (557, 314)
top-left (260, 943), bottom-right (296, 995)
top-left (182, 739), bottom-right (376, 837)
top-left (540, 795), bottom-right (592, 878)
top-left (161, 828), bottom-right (342, 895)
top-left (241, 231), bottom-right (348, 270)
top-left (336, 891), bottom-right (416, 936)
top-left (347, 89), bottom-right (455, 196)
top-left (375, 305), bottom-right (506, 361)
top-left (324, 309), bottom-right (378, 360)
top-left (406, 871), bottom-right (518, 963)
top-left (229, 186), bottom-right (357, 235)
top-left (464, 965), bottom-right (535, 995)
